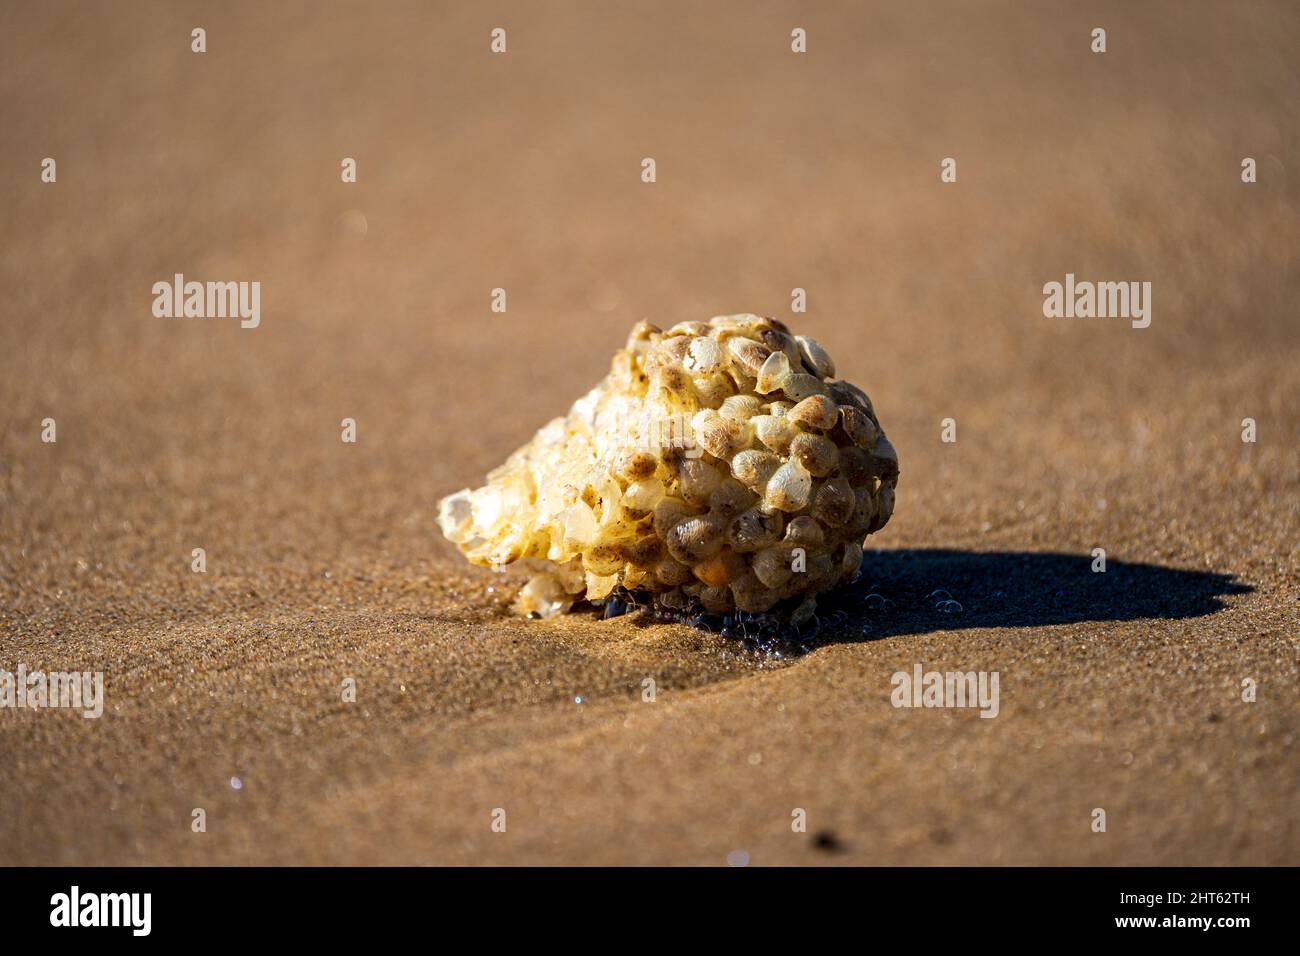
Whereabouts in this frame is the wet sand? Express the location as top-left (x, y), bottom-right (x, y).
top-left (1, 0), bottom-right (1297, 865)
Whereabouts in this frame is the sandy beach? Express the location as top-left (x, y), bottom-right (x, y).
top-left (1, 0), bottom-right (1296, 865)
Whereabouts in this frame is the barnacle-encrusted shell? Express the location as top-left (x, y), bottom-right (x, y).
top-left (437, 315), bottom-right (898, 618)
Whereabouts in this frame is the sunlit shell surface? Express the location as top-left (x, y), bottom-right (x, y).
top-left (438, 315), bottom-right (898, 620)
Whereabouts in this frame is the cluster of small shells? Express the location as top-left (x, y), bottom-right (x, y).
top-left (438, 315), bottom-right (898, 621)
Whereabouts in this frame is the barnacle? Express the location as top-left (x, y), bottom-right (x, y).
top-left (438, 315), bottom-right (898, 621)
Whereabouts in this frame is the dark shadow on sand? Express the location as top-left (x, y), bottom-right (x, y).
top-left (837, 549), bottom-right (1253, 642)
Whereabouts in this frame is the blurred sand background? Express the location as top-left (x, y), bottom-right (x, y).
top-left (1, 0), bottom-right (1297, 865)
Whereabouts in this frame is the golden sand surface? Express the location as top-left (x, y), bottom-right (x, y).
top-left (1, 1), bottom-right (1296, 864)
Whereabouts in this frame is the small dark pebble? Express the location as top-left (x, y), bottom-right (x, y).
top-left (813, 831), bottom-right (842, 852)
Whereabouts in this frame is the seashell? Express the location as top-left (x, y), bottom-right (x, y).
top-left (839, 405), bottom-right (878, 448)
top-left (782, 372), bottom-right (828, 402)
top-left (719, 394), bottom-right (763, 421)
top-left (685, 335), bottom-right (724, 373)
top-left (764, 461), bottom-right (812, 512)
top-left (665, 514), bottom-right (728, 565)
top-left (697, 416), bottom-right (751, 460)
top-left (438, 317), bottom-right (898, 618)
top-left (725, 337), bottom-right (771, 376)
top-left (811, 476), bottom-right (855, 527)
top-left (709, 477), bottom-right (756, 517)
top-left (621, 479), bottom-right (664, 518)
top-left (752, 545), bottom-right (795, 589)
top-left (753, 414), bottom-right (798, 455)
top-left (727, 507), bottom-right (784, 553)
top-left (789, 432), bottom-right (840, 477)
top-left (755, 350), bottom-right (792, 395)
top-left (676, 458), bottom-right (723, 507)
top-left (730, 448), bottom-right (782, 492)
top-left (787, 395), bottom-right (839, 431)
top-left (795, 335), bottom-right (835, 379)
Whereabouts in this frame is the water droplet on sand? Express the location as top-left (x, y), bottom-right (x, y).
top-left (863, 593), bottom-right (893, 611)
